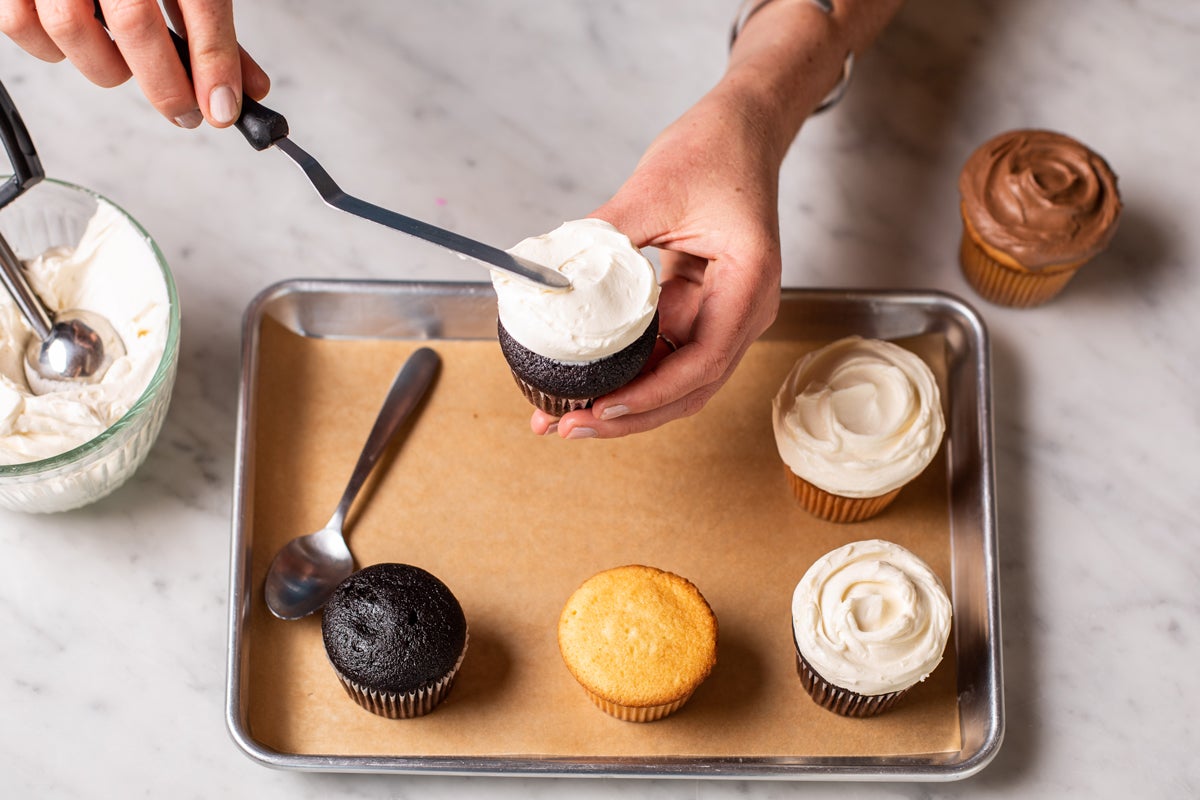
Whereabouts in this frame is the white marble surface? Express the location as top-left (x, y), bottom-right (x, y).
top-left (1, 0), bottom-right (1197, 796)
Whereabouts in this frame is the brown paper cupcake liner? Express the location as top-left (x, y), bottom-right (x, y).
top-left (959, 226), bottom-right (1086, 308)
top-left (333, 632), bottom-right (468, 719)
top-left (582, 687), bottom-right (694, 723)
top-left (795, 648), bottom-right (908, 718)
top-left (511, 373), bottom-right (592, 417)
top-left (784, 466), bottom-right (900, 523)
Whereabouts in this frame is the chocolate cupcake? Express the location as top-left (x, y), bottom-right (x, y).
top-left (492, 219), bottom-right (660, 416)
top-left (958, 129), bottom-right (1121, 307)
top-left (321, 563), bottom-right (468, 719)
top-left (792, 540), bottom-right (952, 717)
top-left (772, 337), bottom-right (945, 523)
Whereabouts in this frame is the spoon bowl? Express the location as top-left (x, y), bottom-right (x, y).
top-left (263, 527), bottom-right (354, 621)
top-left (264, 347), bottom-right (441, 620)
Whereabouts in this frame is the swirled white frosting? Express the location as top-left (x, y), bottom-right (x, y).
top-left (0, 201), bottom-right (169, 465)
top-left (792, 539), bottom-right (952, 696)
top-left (772, 336), bottom-right (945, 498)
top-left (492, 219), bottom-right (659, 362)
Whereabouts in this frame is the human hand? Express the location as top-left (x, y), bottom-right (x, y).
top-left (529, 85), bottom-right (785, 439)
top-left (0, 0), bottom-right (269, 128)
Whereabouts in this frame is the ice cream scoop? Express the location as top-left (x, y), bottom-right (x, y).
top-left (0, 79), bottom-right (126, 387)
top-left (0, 230), bottom-right (126, 387)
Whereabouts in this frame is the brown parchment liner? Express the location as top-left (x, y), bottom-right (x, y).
top-left (245, 316), bottom-right (960, 759)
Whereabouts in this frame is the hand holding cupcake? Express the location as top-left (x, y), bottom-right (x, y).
top-left (493, 219), bottom-right (660, 417)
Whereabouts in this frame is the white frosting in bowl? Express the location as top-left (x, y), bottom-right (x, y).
top-left (772, 336), bottom-right (945, 498)
top-left (492, 219), bottom-right (659, 362)
top-left (792, 539), bottom-right (952, 697)
top-left (0, 200), bottom-right (170, 466)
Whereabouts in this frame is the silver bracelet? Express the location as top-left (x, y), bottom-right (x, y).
top-left (729, 0), bottom-right (855, 115)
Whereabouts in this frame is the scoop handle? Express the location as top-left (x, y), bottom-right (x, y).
top-left (0, 79), bottom-right (45, 211)
top-left (91, 1), bottom-right (288, 151)
top-left (0, 232), bottom-right (54, 340)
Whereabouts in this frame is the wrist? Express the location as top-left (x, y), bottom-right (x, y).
top-left (722, 0), bottom-right (852, 152)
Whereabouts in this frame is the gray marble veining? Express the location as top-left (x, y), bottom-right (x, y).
top-left (1, 1), bottom-right (1197, 797)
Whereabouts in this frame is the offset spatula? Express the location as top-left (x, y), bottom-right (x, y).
top-left (93, 4), bottom-right (569, 290)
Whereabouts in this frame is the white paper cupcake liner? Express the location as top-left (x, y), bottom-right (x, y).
top-left (332, 631), bottom-right (469, 719)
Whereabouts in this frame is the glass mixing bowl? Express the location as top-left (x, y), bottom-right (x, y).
top-left (0, 179), bottom-right (180, 513)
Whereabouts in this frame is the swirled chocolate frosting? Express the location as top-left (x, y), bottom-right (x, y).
top-left (959, 129), bottom-right (1120, 269)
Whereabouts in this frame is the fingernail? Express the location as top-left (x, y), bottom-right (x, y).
top-left (543, 423), bottom-right (559, 436)
top-left (599, 404), bottom-right (629, 421)
top-left (174, 109), bottom-right (203, 129)
top-left (209, 85), bottom-right (239, 124)
top-left (566, 427), bottom-right (597, 440)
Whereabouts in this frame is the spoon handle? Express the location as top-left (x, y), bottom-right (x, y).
top-left (326, 347), bottom-right (440, 532)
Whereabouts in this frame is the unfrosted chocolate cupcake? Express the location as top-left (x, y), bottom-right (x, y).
top-left (322, 563), bottom-right (468, 719)
top-left (492, 219), bottom-right (660, 416)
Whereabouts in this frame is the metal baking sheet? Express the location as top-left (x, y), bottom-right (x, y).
top-left (225, 280), bottom-right (1003, 780)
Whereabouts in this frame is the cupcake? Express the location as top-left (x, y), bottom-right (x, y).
top-left (492, 219), bottom-right (660, 416)
top-left (792, 539), bottom-right (952, 717)
top-left (557, 565), bottom-right (717, 722)
top-left (958, 128), bottom-right (1121, 307)
top-left (771, 336), bottom-right (945, 523)
top-left (321, 563), bottom-right (468, 719)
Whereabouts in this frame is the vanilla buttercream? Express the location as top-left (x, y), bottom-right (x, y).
top-left (792, 539), bottom-right (952, 697)
top-left (0, 200), bottom-right (170, 465)
top-left (492, 219), bottom-right (659, 363)
top-left (772, 336), bottom-right (944, 498)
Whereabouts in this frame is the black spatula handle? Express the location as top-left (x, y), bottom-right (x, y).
top-left (92, 0), bottom-right (288, 150)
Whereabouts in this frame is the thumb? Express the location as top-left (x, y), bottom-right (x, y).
top-left (587, 187), bottom-right (671, 250)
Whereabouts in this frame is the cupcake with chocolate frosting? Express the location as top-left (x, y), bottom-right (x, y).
top-left (493, 219), bottom-right (659, 416)
top-left (958, 128), bottom-right (1121, 307)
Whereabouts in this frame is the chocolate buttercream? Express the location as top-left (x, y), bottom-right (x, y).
top-left (959, 129), bottom-right (1120, 269)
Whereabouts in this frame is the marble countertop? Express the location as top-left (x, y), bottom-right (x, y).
top-left (2, 1), bottom-right (1196, 797)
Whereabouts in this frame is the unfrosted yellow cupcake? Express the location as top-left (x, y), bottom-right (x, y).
top-left (557, 565), bottom-right (717, 722)
top-left (958, 129), bottom-right (1121, 308)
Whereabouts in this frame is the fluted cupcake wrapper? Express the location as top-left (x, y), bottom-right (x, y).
top-left (581, 687), bottom-right (694, 723)
top-left (959, 227), bottom-right (1086, 309)
top-left (510, 372), bottom-right (593, 417)
top-left (784, 466), bottom-right (900, 523)
top-left (795, 648), bottom-right (908, 718)
top-left (332, 632), bottom-right (468, 719)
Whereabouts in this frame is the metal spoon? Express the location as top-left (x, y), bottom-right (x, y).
top-left (0, 230), bottom-right (126, 387)
top-left (264, 347), bottom-right (440, 620)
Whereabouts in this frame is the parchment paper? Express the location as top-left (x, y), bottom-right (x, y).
top-left (244, 317), bottom-right (960, 759)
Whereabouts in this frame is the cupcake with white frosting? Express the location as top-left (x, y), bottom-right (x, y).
top-left (772, 336), bottom-right (945, 523)
top-left (792, 539), bottom-right (952, 717)
top-left (493, 219), bottom-right (660, 416)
